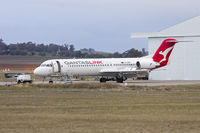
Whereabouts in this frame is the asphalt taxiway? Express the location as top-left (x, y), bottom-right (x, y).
top-left (124, 80), bottom-right (200, 86)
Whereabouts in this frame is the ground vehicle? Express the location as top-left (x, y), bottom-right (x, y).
top-left (17, 75), bottom-right (32, 84)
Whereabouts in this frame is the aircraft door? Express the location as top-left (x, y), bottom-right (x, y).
top-left (52, 61), bottom-right (61, 73)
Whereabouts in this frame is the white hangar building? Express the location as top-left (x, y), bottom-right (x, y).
top-left (131, 16), bottom-right (200, 80)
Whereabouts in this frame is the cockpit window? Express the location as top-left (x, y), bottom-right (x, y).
top-left (40, 64), bottom-right (52, 67)
top-left (46, 64), bottom-right (52, 67)
top-left (40, 64), bottom-right (46, 67)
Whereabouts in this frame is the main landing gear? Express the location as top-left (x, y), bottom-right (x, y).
top-left (100, 78), bottom-right (107, 83)
top-left (99, 76), bottom-right (127, 83)
top-left (116, 77), bottom-right (124, 83)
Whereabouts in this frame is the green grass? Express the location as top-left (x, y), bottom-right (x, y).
top-left (0, 84), bottom-right (200, 133)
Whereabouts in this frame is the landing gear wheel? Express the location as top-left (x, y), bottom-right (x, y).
top-left (116, 77), bottom-right (123, 83)
top-left (100, 78), bottom-right (106, 83)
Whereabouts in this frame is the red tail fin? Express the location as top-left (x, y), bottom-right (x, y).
top-left (152, 39), bottom-right (177, 67)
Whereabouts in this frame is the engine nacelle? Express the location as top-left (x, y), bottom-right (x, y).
top-left (136, 59), bottom-right (159, 69)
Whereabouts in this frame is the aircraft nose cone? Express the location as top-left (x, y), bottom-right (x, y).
top-left (33, 67), bottom-right (53, 76)
top-left (33, 67), bottom-right (40, 76)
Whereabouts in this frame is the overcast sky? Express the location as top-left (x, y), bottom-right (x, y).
top-left (0, 0), bottom-right (199, 52)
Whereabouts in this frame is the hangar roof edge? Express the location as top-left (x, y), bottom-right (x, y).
top-left (130, 32), bottom-right (200, 38)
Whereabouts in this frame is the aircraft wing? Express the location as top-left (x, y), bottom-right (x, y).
top-left (99, 67), bottom-right (148, 76)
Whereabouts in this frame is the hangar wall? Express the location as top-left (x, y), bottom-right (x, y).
top-left (149, 36), bottom-right (200, 80)
top-left (132, 16), bottom-right (200, 80)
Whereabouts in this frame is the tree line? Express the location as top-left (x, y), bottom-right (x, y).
top-left (0, 39), bottom-right (148, 58)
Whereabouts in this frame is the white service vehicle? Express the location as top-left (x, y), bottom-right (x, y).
top-left (17, 74), bottom-right (32, 84)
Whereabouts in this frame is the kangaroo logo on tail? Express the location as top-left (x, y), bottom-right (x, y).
top-left (159, 46), bottom-right (174, 64)
top-left (152, 39), bottom-right (177, 68)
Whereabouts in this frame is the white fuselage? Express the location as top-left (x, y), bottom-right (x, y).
top-left (62, 58), bottom-right (138, 76)
top-left (34, 58), bottom-right (143, 77)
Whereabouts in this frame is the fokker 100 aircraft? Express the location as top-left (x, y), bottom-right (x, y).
top-left (34, 38), bottom-right (178, 83)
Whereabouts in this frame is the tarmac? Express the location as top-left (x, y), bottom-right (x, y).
top-left (124, 80), bottom-right (200, 86)
top-left (1, 80), bottom-right (200, 86)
